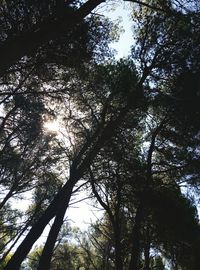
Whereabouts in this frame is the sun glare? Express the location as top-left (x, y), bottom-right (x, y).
top-left (43, 117), bottom-right (73, 148)
top-left (44, 120), bottom-right (60, 133)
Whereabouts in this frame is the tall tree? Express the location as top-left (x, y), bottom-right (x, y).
top-left (1, 1), bottom-right (200, 269)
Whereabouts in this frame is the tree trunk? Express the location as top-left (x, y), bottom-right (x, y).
top-left (144, 227), bottom-right (150, 270)
top-left (129, 204), bottom-right (143, 270)
top-left (114, 230), bottom-right (123, 270)
top-left (4, 177), bottom-right (76, 270)
top-left (37, 198), bottom-right (69, 270)
top-left (0, 189), bottom-right (14, 210)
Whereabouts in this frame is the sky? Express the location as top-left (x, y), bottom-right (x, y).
top-left (105, 2), bottom-right (134, 58)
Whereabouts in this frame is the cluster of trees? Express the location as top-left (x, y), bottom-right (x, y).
top-left (0, 0), bottom-right (200, 269)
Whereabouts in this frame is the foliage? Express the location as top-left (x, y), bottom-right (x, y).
top-left (0, 1), bottom-right (200, 270)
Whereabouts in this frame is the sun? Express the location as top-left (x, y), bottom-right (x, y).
top-left (44, 120), bottom-right (60, 133)
top-left (43, 117), bottom-right (73, 147)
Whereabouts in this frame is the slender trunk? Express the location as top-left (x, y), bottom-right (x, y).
top-left (0, 189), bottom-right (14, 210)
top-left (114, 226), bottom-right (123, 270)
top-left (37, 201), bottom-right (69, 270)
top-left (194, 242), bottom-right (200, 270)
top-left (0, 0), bottom-right (104, 75)
top-left (144, 228), bottom-right (150, 270)
top-left (129, 204), bottom-right (143, 270)
top-left (4, 175), bottom-right (77, 270)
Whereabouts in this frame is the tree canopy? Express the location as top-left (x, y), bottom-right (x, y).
top-left (0, 1), bottom-right (200, 270)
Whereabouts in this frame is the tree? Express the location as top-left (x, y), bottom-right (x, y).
top-left (1, 1), bottom-right (200, 269)
top-left (0, 0), bottom-right (105, 75)
top-left (1, 0), bottom-right (198, 76)
top-left (0, 4), bottom-right (118, 269)
top-left (3, 56), bottom-right (146, 269)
